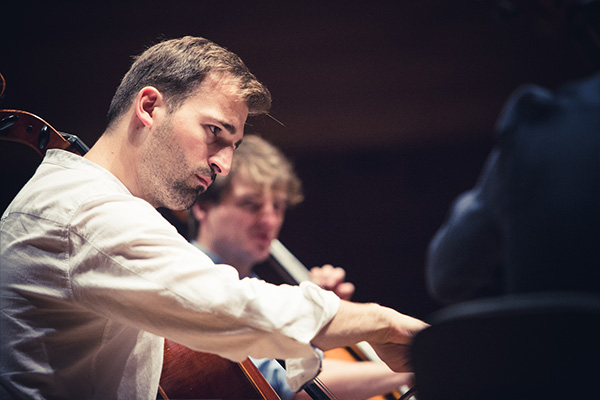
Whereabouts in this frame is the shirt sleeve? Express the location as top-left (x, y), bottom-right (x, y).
top-left (67, 192), bottom-right (340, 384)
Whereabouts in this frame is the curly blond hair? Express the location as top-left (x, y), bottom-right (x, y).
top-left (202, 134), bottom-right (303, 207)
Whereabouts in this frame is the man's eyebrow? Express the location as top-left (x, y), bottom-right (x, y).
top-left (219, 120), bottom-right (237, 135)
top-left (219, 121), bottom-right (242, 149)
top-left (217, 120), bottom-right (242, 148)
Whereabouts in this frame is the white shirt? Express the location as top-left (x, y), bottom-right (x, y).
top-left (0, 149), bottom-right (340, 399)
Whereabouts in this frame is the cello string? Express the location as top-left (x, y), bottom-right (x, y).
top-left (397, 385), bottom-right (417, 400)
top-left (313, 377), bottom-right (338, 400)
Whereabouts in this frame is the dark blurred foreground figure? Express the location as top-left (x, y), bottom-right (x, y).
top-left (426, 71), bottom-right (600, 304)
top-left (421, 67), bottom-right (600, 400)
top-left (416, 3), bottom-right (600, 399)
top-left (426, 0), bottom-right (600, 304)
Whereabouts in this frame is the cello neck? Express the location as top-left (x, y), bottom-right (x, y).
top-left (269, 239), bottom-right (312, 283)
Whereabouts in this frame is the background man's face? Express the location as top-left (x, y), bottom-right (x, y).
top-left (203, 176), bottom-right (288, 266)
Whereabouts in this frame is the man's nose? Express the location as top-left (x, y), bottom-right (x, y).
top-left (258, 202), bottom-right (282, 227)
top-left (209, 147), bottom-right (234, 176)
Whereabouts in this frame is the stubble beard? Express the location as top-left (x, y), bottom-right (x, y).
top-left (157, 162), bottom-right (216, 211)
top-left (141, 117), bottom-right (213, 211)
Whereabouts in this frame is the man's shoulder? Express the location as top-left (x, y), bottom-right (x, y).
top-left (5, 149), bottom-right (135, 224)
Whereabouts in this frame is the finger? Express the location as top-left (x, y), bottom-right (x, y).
top-left (334, 282), bottom-right (355, 301)
top-left (371, 343), bottom-right (413, 372)
top-left (310, 264), bottom-right (341, 287)
top-left (324, 266), bottom-right (346, 288)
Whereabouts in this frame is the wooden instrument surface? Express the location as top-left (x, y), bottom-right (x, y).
top-left (0, 109), bottom-right (83, 215)
top-left (159, 339), bottom-right (281, 400)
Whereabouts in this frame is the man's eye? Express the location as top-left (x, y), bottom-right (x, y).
top-left (209, 125), bottom-right (221, 135)
top-left (239, 201), bottom-right (261, 212)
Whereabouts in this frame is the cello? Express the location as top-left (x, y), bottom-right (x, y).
top-left (0, 108), bottom-right (88, 214)
top-left (159, 341), bottom-right (281, 400)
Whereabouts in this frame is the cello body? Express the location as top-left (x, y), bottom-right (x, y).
top-left (159, 340), bottom-right (280, 400)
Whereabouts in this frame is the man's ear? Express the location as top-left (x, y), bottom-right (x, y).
top-left (135, 86), bottom-right (163, 128)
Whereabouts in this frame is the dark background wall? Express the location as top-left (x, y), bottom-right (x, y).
top-left (2, 0), bottom-right (596, 320)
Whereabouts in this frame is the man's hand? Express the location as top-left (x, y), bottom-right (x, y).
top-left (312, 301), bottom-right (429, 373)
top-left (310, 264), bottom-right (355, 301)
top-left (369, 342), bottom-right (414, 372)
top-left (370, 307), bottom-right (429, 372)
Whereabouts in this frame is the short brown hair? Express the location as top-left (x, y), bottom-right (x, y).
top-left (106, 36), bottom-right (271, 128)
